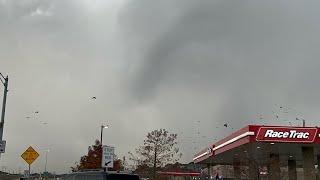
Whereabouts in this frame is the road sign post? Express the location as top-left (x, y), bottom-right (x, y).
top-left (21, 146), bottom-right (39, 180)
top-left (102, 146), bottom-right (115, 169)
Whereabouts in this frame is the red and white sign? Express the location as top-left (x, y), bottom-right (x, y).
top-left (256, 127), bottom-right (318, 143)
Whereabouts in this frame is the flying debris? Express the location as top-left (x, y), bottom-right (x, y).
top-left (40, 121), bottom-right (48, 125)
top-left (259, 115), bottom-right (264, 120)
top-left (223, 123), bottom-right (228, 128)
top-left (92, 97), bottom-right (97, 100)
top-left (35, 111), bottom-right (39, 114)
top-left (272, 111), bottom-right (279, 119)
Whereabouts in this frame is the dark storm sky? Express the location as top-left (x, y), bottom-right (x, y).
top-left (0, 0), bottom-right (320, 173)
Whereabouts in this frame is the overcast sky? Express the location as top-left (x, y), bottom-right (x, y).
top-left (1, 0), bottom-right (320, 174)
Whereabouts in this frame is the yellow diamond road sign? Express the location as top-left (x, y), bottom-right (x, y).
top-left (21, 146), bottom-right (39, 165)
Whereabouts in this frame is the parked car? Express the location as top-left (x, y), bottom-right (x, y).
top-left (62, 170), bottom-right (139, 180)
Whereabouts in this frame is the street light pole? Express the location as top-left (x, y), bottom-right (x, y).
top-left (45, 150), bottom-right (49, 172)
top-left (42, 149), bottom-right (50, 179)
top-left (0, 73), bottom-right (8, 149)
top-left (100, 125), bottom-right (108, 145)
top-left (100, 126), bottom-right (103, 145)
top-left (100, 125), bottom-right (108, 171)
top-left (296, 118), bottom-right (306, 127)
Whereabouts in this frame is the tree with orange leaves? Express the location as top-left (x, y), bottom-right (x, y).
top-left (71, 140), bottom-right (124, 172)
top-left (72, 139), bottom-right (102, 171)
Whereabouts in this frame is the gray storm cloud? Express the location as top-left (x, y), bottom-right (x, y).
top-left (119, 0), bottom-right (320, 156)
top-left (121, 0), bottom-right (320, 120)
top-left (1, 0), bottom-right (320, 173)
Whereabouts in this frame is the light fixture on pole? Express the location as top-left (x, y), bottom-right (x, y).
top-left (100, 125), bottom-right (109, 145)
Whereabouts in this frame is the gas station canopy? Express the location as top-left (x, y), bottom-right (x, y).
top-left (193, 125), bottom-right (320, 180)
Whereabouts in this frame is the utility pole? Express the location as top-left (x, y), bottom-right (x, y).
top-left (0, 73), bottom-right (8, 154)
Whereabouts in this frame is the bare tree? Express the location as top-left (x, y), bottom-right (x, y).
top-left (129, 129), bottom-right (182, 179)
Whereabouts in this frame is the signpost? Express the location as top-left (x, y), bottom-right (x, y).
top-left (102, 146), bottom-right (114, 168)
top-left (21, 146), bottom-right (39, 179)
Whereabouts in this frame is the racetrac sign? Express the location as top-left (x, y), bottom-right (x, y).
top-left (256, 127), bottom-right (318, 143)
